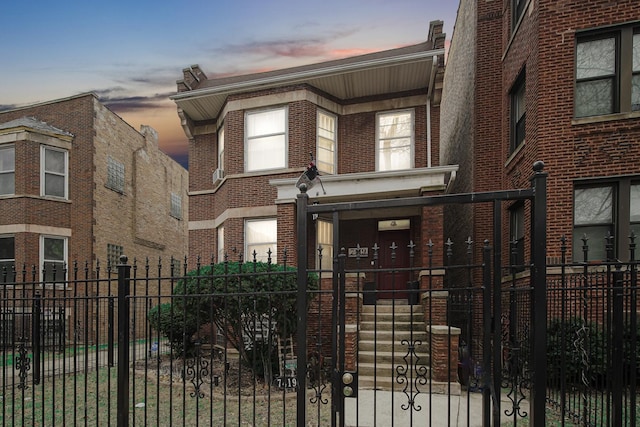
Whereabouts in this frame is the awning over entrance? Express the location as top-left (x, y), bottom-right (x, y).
top-left (270, 165), bottom-right (457, 205)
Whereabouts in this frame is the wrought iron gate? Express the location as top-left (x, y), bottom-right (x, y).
top-left (294, 161), bottom-right (549, 426)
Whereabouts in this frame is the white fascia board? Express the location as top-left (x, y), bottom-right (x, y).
top-left (270, 166), bottom-right (458, 203)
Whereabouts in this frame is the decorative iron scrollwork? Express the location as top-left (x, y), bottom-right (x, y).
top-left (396, 339), bottom-right (428, 411)
top-left (15, 340), bottom-right (31, 390)
top-left (183, 342), bottom-right (210, 398)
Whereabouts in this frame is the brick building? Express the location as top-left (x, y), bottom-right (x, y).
top-left (0, 93), bottom-right (189, 282)
top-left (441, 0), bottom-right (640, 264)
top-left (172, 21), bottom-right (457, 293)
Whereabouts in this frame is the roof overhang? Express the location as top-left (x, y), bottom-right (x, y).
top-left (270, 165), bottom-right (457, 204)
top-left (171, 47), bottom-right (444, 123)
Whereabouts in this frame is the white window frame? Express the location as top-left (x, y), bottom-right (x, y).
top-left (217, 225), bottom-right (225, 263)
top-left (244, 218), bottom-right (277, 263)
top-left (218, 125), bottom-right (225, 173)
top-left (41, 145), bottom-right (68, 199)
top-left (0, 235), bottom-right (15, 283)
top-left (40, 235), bottom-right (67, 283)
top-left (376, 109), bottom-right (415, 172)
top-left (316, 110), bottom-right (337, 174)
top-left (316, 219), bottom-right (333, 277)
top-left (0, 145), bottom-right (15, 196)
top-left (170, 192), bottom-right (182, 219)
top-left (245, 106), bottom-right (288, 172)
top-left (106, 156), bottom-right (125, 193)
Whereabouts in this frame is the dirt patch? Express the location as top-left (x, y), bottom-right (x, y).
top-left (133, 353), bottom-right (274, 396)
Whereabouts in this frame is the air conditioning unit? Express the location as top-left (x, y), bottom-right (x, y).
top-left (212, 168), bottom-right (225, 184)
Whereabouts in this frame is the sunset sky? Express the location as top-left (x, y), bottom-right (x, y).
top-left (1, 1), bottom-right (458, 169)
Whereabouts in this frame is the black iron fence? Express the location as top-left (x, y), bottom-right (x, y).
top-left (0, 245), bottom-right (638, 426)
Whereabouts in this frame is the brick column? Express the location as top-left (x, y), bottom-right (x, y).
top-left (419, 269), bottom-right (447, 325)
top-left (427, 325), bottom-right (461, 383)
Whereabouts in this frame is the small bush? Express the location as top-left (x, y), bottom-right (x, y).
top-left (148, 261), bottom-right (318, 381)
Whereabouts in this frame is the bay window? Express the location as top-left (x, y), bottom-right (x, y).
top-left (41, 146), bottom-right (68, 199)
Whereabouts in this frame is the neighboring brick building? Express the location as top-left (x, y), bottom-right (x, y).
top-left (441, 0), bottom-right (640, 264)
top-left (0, 93), bottom-right (189, 282)
top-left (172, 21), bottom-right (457, 295)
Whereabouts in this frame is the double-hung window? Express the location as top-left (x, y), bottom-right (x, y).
top-left (41, 146), bottom-right (68, 199)
top-left (573, 185), bottom-right (614, 261)
top-left (512, 0), bottom-right (526, 31)
top-left (317, 111), bottom-right (336, 174)
top-left (218, 126), bottom-right (225, 173)
top-left (316, 219), bottom-right (333, 277)
top-left (0, 236), bottom-right (15, 283)
top-left (572, 180), bottom-right (640, 261)
top-left (41, 236), bottom-right (67, 283)
top-left (575, 25), bottom-right (640, 117)
top-left (245, 107), bottom-right (287, 172)
top-left (0, 145), bottom-right (15, 195)
top-left (245, 218), bottom-right (277, 263)
top-left (217, 225), bottom-right (225, 263)
top-left (376, 110), bottom-right (414, 171)
top-left (511, 72), bottom-right (526, 152)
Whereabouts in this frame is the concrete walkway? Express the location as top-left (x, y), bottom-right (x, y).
top-left (345, 388), bottom-right (528, 427)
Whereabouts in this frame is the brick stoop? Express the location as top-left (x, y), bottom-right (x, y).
top-left (357, 302), bottom-right (461, 395)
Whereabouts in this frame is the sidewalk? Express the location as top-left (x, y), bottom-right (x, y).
top-left (345, 388), bottom-right (527, 427)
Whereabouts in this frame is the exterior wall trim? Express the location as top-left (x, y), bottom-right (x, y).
top-left (0, 224), bottom-right (72, 236)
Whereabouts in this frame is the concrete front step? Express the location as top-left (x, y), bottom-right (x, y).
top-left (359, 350), bottom-right (430, 365)
top-left (358, 377), bottom-right (461, 395)
top-left (360, 320), bottom-right (426, 331)
top-left (359, 329), bottom-right (428, 342)
top-left (358, 303), bottom-right (432, 393)
top-left (360, 312), bottom-right (425, 323)
top-left (358, 361), bottom-right (431, 378)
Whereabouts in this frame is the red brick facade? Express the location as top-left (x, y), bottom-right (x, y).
top-left (441, 0), bottom-right (640, 264)
top-left (0, 93), bottom-right (189, 277)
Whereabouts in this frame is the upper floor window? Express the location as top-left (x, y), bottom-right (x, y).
top-left (575, 26), bottom-right (640, 118)
top-left (41, 146), bottom-right (68, 199)
top-left (41, 235), bottom-right (66, 283)
top-left (218, 126), bottom-right (225, 173)
top-left (317, 111), bottom-right (337, 174)
top-left (376, 110), bottom-right (414, 172)
top-left (512, 0), bottom-right (526, 31)
top-left (245, 218), bottom-right (277, 263)
top-left (170, 192), bottom-right (182, 219)
top-left (0, 145), bottom-right (15, 195)
top-left (0, 236), bottom-right (15, 283)
top-left (511, 72), bottom-right (526, 152)
top-left (106, 156), bottom-right (125, 193)
top-left (245, 107), bottom-right (287, 172)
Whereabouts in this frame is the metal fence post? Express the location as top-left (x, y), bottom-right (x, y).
top-left (32, 292), bottom-right (41, 385)
top-left (296, 186), bottom-right (309, 426)
top-left (611, 265), bottom-right (624, 427)
top-left (117, 255), bottom-right (131, 427)
top-left (530, 161), bottom-right (547, 427)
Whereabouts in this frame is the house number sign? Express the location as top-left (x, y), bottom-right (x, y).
top-left (348, 247), bottom-right (368, 257)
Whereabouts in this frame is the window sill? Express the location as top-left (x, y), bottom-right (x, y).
top-left (505, 140), bottom-right (525, 169)
top-left (572, 111), bottom-right (640, 126)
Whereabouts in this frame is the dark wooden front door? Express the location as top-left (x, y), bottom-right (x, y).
top-left (377, 229), bottom-right (411, 300)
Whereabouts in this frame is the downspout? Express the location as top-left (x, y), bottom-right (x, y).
top-left (427, 55), bottom-right (438, 168)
